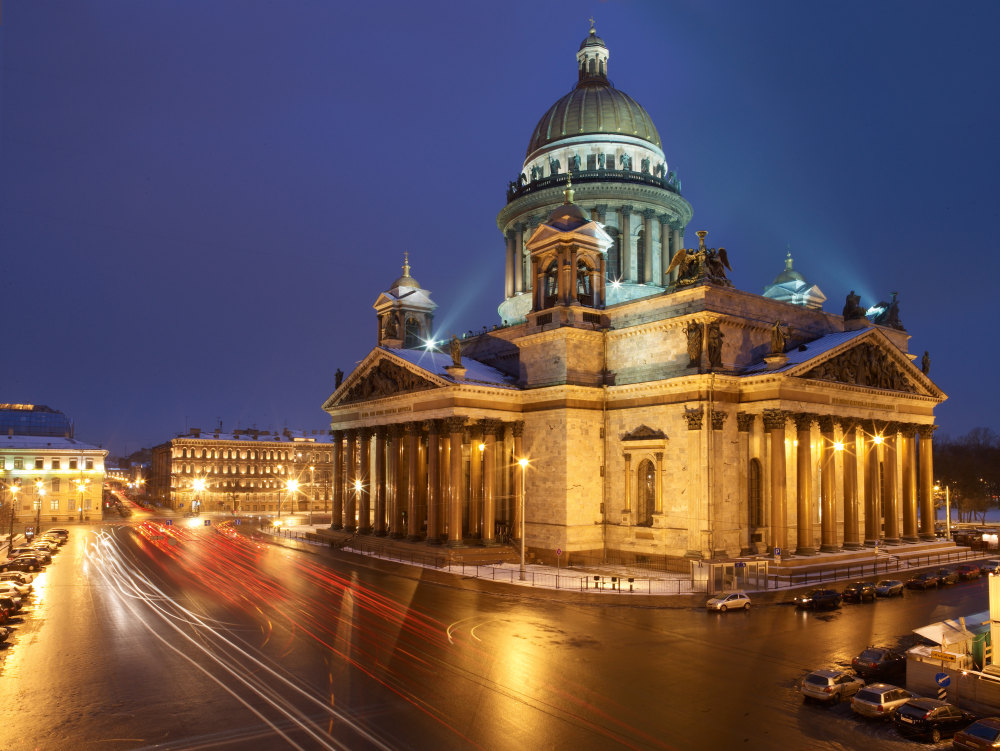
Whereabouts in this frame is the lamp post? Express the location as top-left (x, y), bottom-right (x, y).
top-left (75, 478), bottom-right (89, 522)
top-left (192, 477), bottom-right (206, 515)
top-left (8, 482), bottom-right (20, 543)
top-left (518, 457), bottom-right (529, 581)
top-left (35, 479), bottom-right (45, 537)
top-left (282, 479), bottom-right (299, 521)
top-left (309, 465), bottom-right (315, 526)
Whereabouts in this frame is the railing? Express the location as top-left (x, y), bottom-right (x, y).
top-left (766, 548), bottom-right (988, 589)
top-left (506, 169), bottom-right (680, 203)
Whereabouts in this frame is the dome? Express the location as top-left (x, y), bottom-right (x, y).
top-left (771, 250), bottom-right (804, 285)
top-left (391, 253), bottom-right (420, 289)
top-left (525, 27), bottom-right (661, 159)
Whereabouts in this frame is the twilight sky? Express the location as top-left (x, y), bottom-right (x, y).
top-left (1, 1), bottom-right (997, 456)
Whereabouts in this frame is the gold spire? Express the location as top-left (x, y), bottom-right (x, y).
top-left (564, 171), bottom-right (574, 204)
top-left (697, 230), bottom-right (708, 249)
top-left (402, 251), bottom-right (410, 278)
top-left (589, 16), bottom-right (596, 33)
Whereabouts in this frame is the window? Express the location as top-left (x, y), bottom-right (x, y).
top-left (403, 317), bottom-right (422, 349)
top-left (586, 154), bottom-right (596, 170)
top-left (0, 459), bottom-right (4, 470)
top-left (50, 498), bottom-right (59, 511)
top-left (35, 458), bottom-right (44, 470)
top-left (51, 459), bottom-right (60, 470)
top-left (576, 260), bottom-right (593, 306)
top-left (52, 478), bottom-right (60, 492)
top-left (69, 459), bottom-right (78, 470)
top-left (85, 459), bottom-right (94, 470)
top-left (543, 261), bottom-right (559, 307)
top-left (636, 459), bottom-right (655, 526)
top-left (14, 458), bottom-right (23, 470)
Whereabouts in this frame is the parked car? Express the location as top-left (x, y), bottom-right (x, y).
top-left (907, 572), bottom-right (941, 590)
top-left (842, 581), bottom-right (877, 603)
top-left (980, 560), bottom-right (1000, 576)
top-left (0, 579), bottom-right (31, 597)
top-left (954, 716), bottom-right (1000, 749)
top-left (850, 683), bottom-right (915, 719)
top-left (956, 564), bottom-right (983, 581)
top-left (794, 589), bottom-right (842, 610)
top-left (937, 568), bottom-right (960, 585)
top-left (0, 626), bottom-right (9, 643)
top-left (46, 528), bottom-right (69, 540)
top-left (39, 533), bottom-right (64, 547)
top-left (13, 553), bottom-right (46, 568)
top-left (800, 669), bottom-right (864, 704)
top-left (30, 542), bottom-right (57, 557)
top-left (0, 572), bottom-right (32, 591)
top-left (0, 557), bottom-right (40, 573)
top-left (893, 698), bottom-right (976, 742)
top-left (705, 591), bottom-right (751, 612)
top-left (852, 647), bottom-right (907, 681)
top-left (0, 594), bottom-right (22, 614)
top-left (875, 579), bottom-right (905, 597)
top-left (7, 547), bottom-right (37, 559)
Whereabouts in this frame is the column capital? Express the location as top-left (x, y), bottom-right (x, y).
top-left (917, 424), bottom-right (937, 439)
top-left (386, 424), bottom-right (404, 439)
top-left (359, 427), bottom-right (373, 440)
top-left (332, 429), bottom-right (345, 441)
top-left (480, 418), bottom-right (503, 438)
top-left (444, 416), bottom-right (467, 434)
top-left (793, 413), bottom-right (815, 431)
top-left (736, 412), bottom-right (755, 432)
top-left (762, 409), bottom-right (787, 431)
top-left (373, 425), bottom-right (387, 439)
top-left (658, 213), bottom-right (673, 226)
top-left (619, 204), bottom-right (634, 214)
top-left (514, 220), bottom-right (528, 232)
top-left (817, 415), bottom-right (835, 433)
top-left (655, 451), bottom-right (664, 462)
top-left (404, 421), bottom-right (421, 436)
top-left (837, 418), bottom-right (857, 434)
top-left (710, 410), bottom-right (727, 430)
top-left (593, 203), bottom-right (608, 220)
top-left (526, 216), bottom-right (541, 229)
top-left (511, 420), bottom-right (525, 438)
top-left (641, 208), bottom-right (658, 219)
top-left (345, 427), bottom-right (359, 439)
top-left (423, 419), bottom-right (439, 435)
top-left (684, 406), bottom-right (704, 430)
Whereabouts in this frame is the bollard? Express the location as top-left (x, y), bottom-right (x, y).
top-left (628, 577), bottom-right (634, 592)
top-left (594, 575), bottom-right (600, 590)
top-left (611, 576), bottom-right (618, 591)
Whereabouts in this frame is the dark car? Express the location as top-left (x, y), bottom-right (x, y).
top-left (875, 579), bottom-right (905, 597)
top-left (954, 717), bottom-right (1000, 749)
top-left (980, 560), bottom-right (1000, 576)
top-left (0, 595), bottom-right (21, 615)
top-left (794, 588), bottom-right (842, 610)
top-left (851, 646), bottom-right (906, 681)
top-left (937, 568), bottom-right (960, 585)
top-left (842, 581), bottom-right (877, 603)
top-left (0, 557), bottom-right (41, 573)
top-left (907, 572), bottom-right (940, 590)
top-left (894, 698), bottom-right (975, 742)
top-left (956, 564), bottom-right (983, 581)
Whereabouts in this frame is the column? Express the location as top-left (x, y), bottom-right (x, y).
top-left (481, 419), bottom-right (501, 546)
top-left (505, 229), bottom-right (515, 298)
top-left (344, 429), bottom-right (357, 532)
top-left (901, 426), bottom-right (919, 542)
top-left (763, 409), bottom-right (787, 555)
top-left (623, 452), bottom-right (632, 521)
top-left (794, 413), bottom-right (816, 556)
top-left (654, 451), bottom-right (664, 514)
top-left (883, 425), bottom-right (901, 544)
top-left (618, 205), bottom-right (633, 281)
top-left (469, 423), bottom-right (483, 539)
top-left (684, 407), bottom-right (705, 557)
top-left (512, 421), bottom-right (524, 542)
top-left (424, 420), bottom-right (441, 544)
top-left (863, 431), bottom-right (881, 547)
top-left (416, 432), bottom-right (427, 539)
top-left (358, 428), bottom-right (372, 533)
top-left (818, 416), bottom-right (838, 552)
top-left (406, 422), bottom-right (421, 540)
top-left (331, 430), bottom-right (344, 530)
top-left (671, 226), bottom-right (683, 285)
top-left (918, 425), bottom-right (936, 540)
top-left (446, 417), bottom-right (466, 547)
top-left (839, 421), bottom-right (861, 549)
top-left (642, 209), bottom-right (656, 283)
top-left (513, 223), bottom-right (526, 294)
top-left (525, 217), bottom-right (540, 290)
top-left (736, 412), bottom-right (755, 555)
top-left (387, 425), bottom-right (404, 538)
top-left (373, 426), bottom-right (387, 535)
top-left (658, 214), bottom-right (672, 286)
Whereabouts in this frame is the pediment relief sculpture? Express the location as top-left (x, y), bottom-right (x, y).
top-left (803, 342), bottom-right (916, 393)
top-left (622, 424), bottom-right (666, 441)
top-left (339, 359), bottom-right (437, 404)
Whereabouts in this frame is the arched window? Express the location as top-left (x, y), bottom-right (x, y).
top-left (403, 317), bottom-right (422, 348)
top-left (576, 259), bottom-right (593, 306)
top-left (543, 261), bottom-right (559, 308)
top-left (636, 459), bottom-right (655, 526)
top-left (606, 228), bottom-right (621, 280)
top-left (588, 58), bottom-right (595, 74)
top-left (748, 459), bottom-right (763, 528)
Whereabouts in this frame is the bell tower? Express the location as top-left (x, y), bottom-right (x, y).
top-left (373, 253), bottom-right (436, 349)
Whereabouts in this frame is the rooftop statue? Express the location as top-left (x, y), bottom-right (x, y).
top-left (770, 320), bottom-right (789, 355)
top-left (335, 368), bottom-right (344, 388)
top-left (868, 291), bottom-right (905, 330)
top-left (666, 230), bottom-right (732, 288)
top-left (842, 290), bottom-right (865, 320)
top-left (685, 321), bottom-right (703, 367)
top-left (921, 350), bottom-right (931, 375)
top-left (449, 335), bottom-right (462, 367)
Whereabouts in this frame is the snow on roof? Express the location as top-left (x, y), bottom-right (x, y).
top-left (172, 430), bottom-right (334, 443)
top-left (913, 610), bottom-right (989, 645)
top-left (741, 328), bottom-right (873, 376)
top-left (386, 347), bottom-right (519, 389)
top-left (0, 435), bottom-right (104, 451)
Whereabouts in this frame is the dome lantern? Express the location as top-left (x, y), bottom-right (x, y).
top-left (576, 19), bottom-right (610, 84)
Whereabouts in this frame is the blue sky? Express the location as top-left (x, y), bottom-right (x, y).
top-left (1, 1), bottom-right (997, 455)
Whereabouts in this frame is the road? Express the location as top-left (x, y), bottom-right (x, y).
top-left (0, 517), bottom-right (989, 750)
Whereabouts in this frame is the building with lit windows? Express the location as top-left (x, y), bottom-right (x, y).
top-left (321, 26), bottom-right (946, 570)
top-left (0, 404), bottom-right (106, 522)
top-left (150, 428), bottom-right (333, 516)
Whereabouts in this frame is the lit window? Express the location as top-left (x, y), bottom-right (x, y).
top-left (14, 458), bottom-right (23, 470)
top-left (85, 459), bottom-right (94, 470)
top-left (51, 459), bottom-right (60, 470)
top-left (35, 458), bottom-right (43, 470)
top-left (50, 498), bottom-right (59, 511)
top-left (69, 459), bottom-right (78, 470)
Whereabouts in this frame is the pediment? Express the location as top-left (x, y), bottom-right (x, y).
top-left (795, 334), bottom-right (940, 397)
top-left (622, 424), bottom-right (666, 441)
top-left (325, 353), bottom-right (442, 409)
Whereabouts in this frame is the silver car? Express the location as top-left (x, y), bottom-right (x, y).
top-left (851, 682), bottom-right (914, 718)
top-left (800, 669), bottom-right (864, 703)
top-left (705, 591), bottom-right (751, 612)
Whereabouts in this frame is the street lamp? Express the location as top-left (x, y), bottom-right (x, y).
top-left (35, 479), bottom-right (45, 537)
top-left (75, 478), bottom-right (90, 522)
top-left (518, 457), bottom-right (529, 581)
top-left (308, 466), bottom-right (315, 526)
top-left (8, 481), bottom-right (20, 543)
top-left (192, 477), bottom-right (206, 515)
top-left (281, 479), bottom-right (299, 521)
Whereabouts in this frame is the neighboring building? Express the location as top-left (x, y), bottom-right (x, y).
top-left (0, 435), bottom-right (106, 523)
top-left (321, 26), bottom-right (946, 568)
top-left (0, 403), bottom-right (73, 438)
top-left (149, 428), bottom-right (333, 515)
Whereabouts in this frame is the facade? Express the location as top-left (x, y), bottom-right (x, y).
top-left (0, 435), bottom-right (106, 522)
top-left (150, 428), bottom-right (333, 516)
top-left (321, 27), bottom-right (945, 567)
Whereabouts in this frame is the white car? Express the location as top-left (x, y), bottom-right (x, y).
top-left (705, 591), bottom-right (751, 612)
top-left (0, 579), bottom-right (30, 597)
top-left (801, 669), bottom-right (865, 703)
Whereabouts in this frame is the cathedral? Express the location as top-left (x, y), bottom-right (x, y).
top-left (321, 25), bottom-right (945, 568)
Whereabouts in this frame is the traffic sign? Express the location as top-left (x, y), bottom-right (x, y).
top-left (164, 519), bottom-right (173, 526)
top-left (204, 519), bottom-right (211, 526)
top-left (556, 548), bottom-right (562, 557)
top-left (773, 547), bottom-right (781, 557)
top-left (735, 561), bottom-right (746, 567)
top-left (935, 672), bottom-right (951, 687)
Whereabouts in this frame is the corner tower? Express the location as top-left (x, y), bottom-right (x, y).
top-left (373, 254), bottom-right (436, 349)
top-left (497, 23), bottom-right (694, 325)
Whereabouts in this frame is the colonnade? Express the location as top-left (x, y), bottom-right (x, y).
top-left (756, 410), bottom-right (936, 556)
top-left (504, 205), bottom-right (686, 297)
top-left (330, 419), bottom-right (525, 546)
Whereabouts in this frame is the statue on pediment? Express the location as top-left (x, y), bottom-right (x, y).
top-left (804, 342), bottom-right (916, 393)
top-left (921, 351), bottom-right (930, 375)
top-left (335, 368), bottom-right (343, 388)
